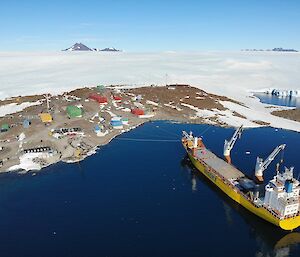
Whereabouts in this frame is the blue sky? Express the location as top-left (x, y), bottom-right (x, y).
top-left (1, 0), bottom-right (300, 51)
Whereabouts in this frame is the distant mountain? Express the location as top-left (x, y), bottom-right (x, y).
top-left (272, 47), bottom-right (298, 52)
top-left (63, 43), bottom-right (121, 52)
top-left (93, 47), bottom-right (121, 52)
top-left (63, 43), bottom-right (93, 51)
top-left (242, 47), bottom-right (298, 52)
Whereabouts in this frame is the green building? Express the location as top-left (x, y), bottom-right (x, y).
top-left (97, 85), bottom-right (105, 92)
top-left (1, 123), bottom-right (10, 132)
top-left (66, 106), bottom-right (83, 118)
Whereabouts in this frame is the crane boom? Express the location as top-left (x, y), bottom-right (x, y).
top-left (255, 144), bottom-right (286, 182)
top-left (182, 131), bottom-right (191, 140)
top-left (223, 125), bottom-right (243, 163)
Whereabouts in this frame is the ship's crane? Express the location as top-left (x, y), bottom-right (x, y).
top-left (182, 131), bottom-right (198, 148)
top-left (223, 125), bottom-right (243, 164)
top-left (255, 144), bottom-right (286, 182)
top-left (182, 131), bottom-right (192, 140)
top-left (182, 131), bottom-right (205, 154)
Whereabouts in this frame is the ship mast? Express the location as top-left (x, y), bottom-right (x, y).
top-left (255, 144), bottom-right (286, 182)
top-left (223, 125), bottom-right (243, 164)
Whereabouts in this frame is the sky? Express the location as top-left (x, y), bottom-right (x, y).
top-left (1, 0), bottom-right (300, 51)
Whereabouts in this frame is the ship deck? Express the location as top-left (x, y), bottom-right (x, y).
top-left (194, 148), bottom-right (245, 180)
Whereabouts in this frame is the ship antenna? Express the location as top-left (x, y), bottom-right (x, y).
top-left (280, 147), bottom-right (285, 164)
top-left (276, 162), bottom-right (280, 175)
top-left (277, 147), bottom-right (285, 174)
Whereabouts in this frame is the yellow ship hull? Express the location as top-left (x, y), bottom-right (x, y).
top-left (187, 151), bottom-right (300, 231)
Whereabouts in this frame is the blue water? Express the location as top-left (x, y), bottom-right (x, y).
top-left (255, 93), bottom-right (300, 108)
top-left (0, 121), bottom-right (299, 257)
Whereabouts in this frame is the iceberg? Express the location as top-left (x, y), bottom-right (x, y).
top-left (266, 89), bottom-right (300, 97)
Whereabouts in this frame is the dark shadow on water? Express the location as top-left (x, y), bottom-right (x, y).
top-left (75, 161), bottom-right (86, 179)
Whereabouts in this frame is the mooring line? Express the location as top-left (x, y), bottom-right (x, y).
top-left (115, 138), bottom-right (180, 142)
top-left (199, 124), bottom-right (212, 136)
top-left (149, 123), bottom-right (179, 138)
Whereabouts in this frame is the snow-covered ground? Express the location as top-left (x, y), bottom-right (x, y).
top-left (0, 100), bottom-right (42, 117)
top-left (0, 51), bottom-right (299, 131)
top-left (8, 152), bottom-right (44, 172)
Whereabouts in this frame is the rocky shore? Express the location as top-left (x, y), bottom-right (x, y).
top-left (0, 84), bottom-right (298, 173)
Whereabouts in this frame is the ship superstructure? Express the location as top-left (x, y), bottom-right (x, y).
top-left (182, 129), bottom-right (300, 230)
top-left (264, 167), bottom-right (300, 218)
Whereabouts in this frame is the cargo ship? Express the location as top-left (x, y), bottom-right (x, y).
top-left (182, 127), bottom-right (300, 231)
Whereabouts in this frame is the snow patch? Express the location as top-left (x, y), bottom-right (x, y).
top-left (0, 101), bottom-right (42, 117)
top-left (8, 153), bottom-right (44, 171)
top-left (182, 102), bottom-right (259, 127)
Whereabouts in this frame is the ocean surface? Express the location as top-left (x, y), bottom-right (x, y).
top-left (0, 121), bottom-right (299, 257)
top-left (255, 93), bottom-right (300, 108)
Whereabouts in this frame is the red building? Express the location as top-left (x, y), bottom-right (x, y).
top-left (89, 93), bottom-right (108, 104)
top-left (131, 108), bottom-right (145, 116)
top-left (113, 95), bottom-right (122, 102)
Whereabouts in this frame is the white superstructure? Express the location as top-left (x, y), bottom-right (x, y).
top-left (264, 167), bottom-right (300, 218)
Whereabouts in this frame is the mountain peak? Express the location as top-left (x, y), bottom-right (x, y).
top-left (63, 43), bottom-right (122, 52)
top-left (63, 43), bottom-right (92, 51)
top-left (93, 47), bottom-right (121, 52)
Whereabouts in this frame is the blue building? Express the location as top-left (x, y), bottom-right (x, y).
top-left (23, 119), bottom-right (31, 128)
